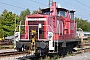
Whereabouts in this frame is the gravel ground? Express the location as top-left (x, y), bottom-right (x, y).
top-left (58, 52), bottom-right (90, 60)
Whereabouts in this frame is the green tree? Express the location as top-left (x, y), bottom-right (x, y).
top-left (0, 16), bottom-right (4, 38)
top-left (19, 9), bottom-right (30, 33)
top-left (19, 8), bottom-right (30, 24)
top-left (75, 17), bottom-right (90, 32)
top-left (32, 10), bottom-right (37, 14)
top-left (0, 9), bottom-right (19, 37)
top-left (32, 8), bottom-right (42, 14)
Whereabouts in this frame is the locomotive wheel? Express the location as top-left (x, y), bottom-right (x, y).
top-left (36, 41), bottom-right (48, 56)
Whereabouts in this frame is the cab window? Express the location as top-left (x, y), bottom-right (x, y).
top-left (43, 11), bottom-right (50, 15)
top-left (70, 12), bottom-right (74, 20)
top-left (58, 10), bottom-right (66, 17)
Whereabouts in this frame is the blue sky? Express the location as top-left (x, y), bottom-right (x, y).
top-left (0, 0), bottom-right (90, 21)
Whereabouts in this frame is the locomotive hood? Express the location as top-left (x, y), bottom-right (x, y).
top-left (26, 14), bottom-right (47, 18)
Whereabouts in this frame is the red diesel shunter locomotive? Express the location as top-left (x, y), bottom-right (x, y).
top-left (15, 2), bottom-right (80, 56)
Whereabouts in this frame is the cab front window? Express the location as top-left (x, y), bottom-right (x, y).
top-left (58, 10), bottom-right (66, 17)
top-left (43, 11), bottom-right (50, 15)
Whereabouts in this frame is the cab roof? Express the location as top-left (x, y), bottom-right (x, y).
top-left (41, 7), bottom-right (76, 14)
top-left (42, 7), bottom-right (69, 12)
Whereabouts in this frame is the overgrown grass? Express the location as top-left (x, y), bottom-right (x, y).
top-left (53, 55), bottom-right (60, 59)
top-left (39, 55), bottom-right (60, 60)
top-left (0, 44), bottom-right (14, 49)
top-left (39, 52), bottom-right (77, 60)
top-left (87, 36), bottom-right (90, 41)
top-left (39, 57), bottom-right (43, 60)
top-left (67, 53), bottom-right (74, 56)
top-left (44, 56), bottom-right (50, 60)
top-left (9, 44), bottom-right (14, 49)
top-left (0, 45), bottom-right (1, 49)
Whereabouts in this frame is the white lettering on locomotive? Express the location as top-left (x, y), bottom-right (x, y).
top-left (26, 18), bottom-right (46, 21)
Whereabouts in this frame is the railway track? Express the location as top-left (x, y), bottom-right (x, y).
top-left (0, 48), bottom-right (89, 60)
top-left (0, 41), bottom-right (89, 60)
top-left (0, 51), bottom-right (28, 57)
top-left (0, 50), bottom-right (40, 60)
top-left (73, 42), bottom-right (90, 54)
top-left (0, 41), bottom-right (13, 45)
top-left (0, 41), bottom-right (14, 50)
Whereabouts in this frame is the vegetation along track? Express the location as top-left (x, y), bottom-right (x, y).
top-left (0, 41), bottom-right (14, 49)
